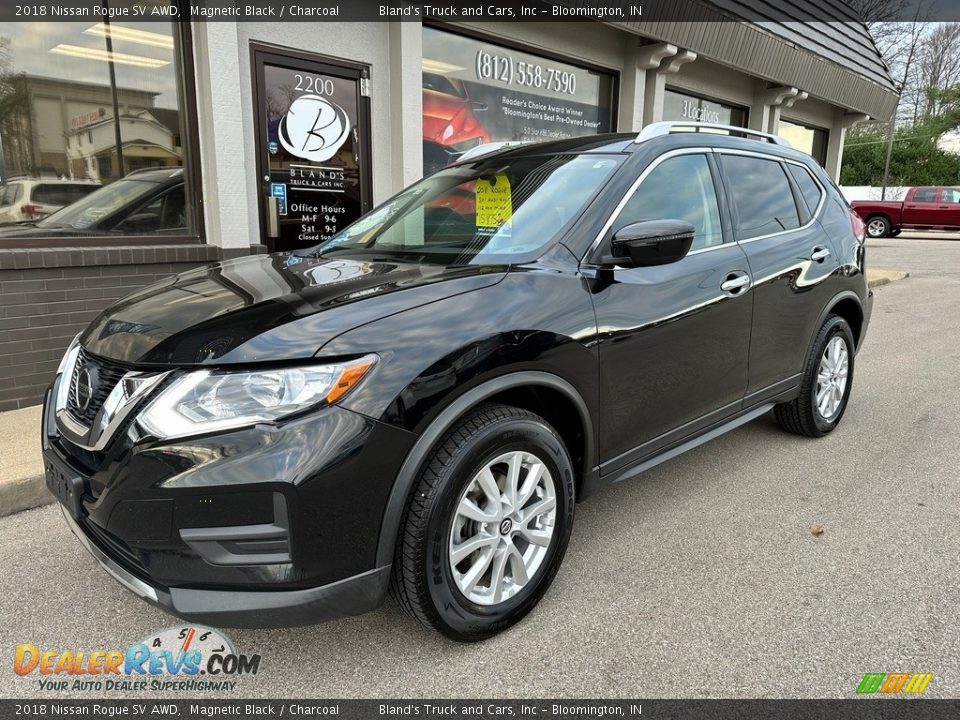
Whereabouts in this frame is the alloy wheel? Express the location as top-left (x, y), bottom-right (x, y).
top-left (816, 335), bottom-right (849, 419)
top-left (867, 219), bottom-right (887, 237)
top-left (449, 451), bottom-right (557, 606)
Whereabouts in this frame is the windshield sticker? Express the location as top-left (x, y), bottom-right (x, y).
top-left (475, 174), bottom-right (512, 231)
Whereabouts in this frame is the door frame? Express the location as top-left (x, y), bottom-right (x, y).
top-left (249, 42), bottom-right (373, 252)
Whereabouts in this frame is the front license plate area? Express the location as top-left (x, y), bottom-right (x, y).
top-left (45, 459), bottom-right (86, 520)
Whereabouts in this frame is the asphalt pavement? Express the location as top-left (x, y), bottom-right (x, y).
top-left (1, 237), bottom-right (958, 699)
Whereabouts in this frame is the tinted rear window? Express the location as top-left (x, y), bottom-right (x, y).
top-left (912, 187), bottom-right (936, 202)
top-left (32, 184), bottom-right (97, 206)
top-left (722, 155), bottom-right (800, 240)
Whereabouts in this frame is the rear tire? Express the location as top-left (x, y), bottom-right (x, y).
top-left (390, 403), bottom-right (575, 641)
top-left (866, 215), bottom-right (891, 238)
top-left (775, 315), bottom-right (855, 438)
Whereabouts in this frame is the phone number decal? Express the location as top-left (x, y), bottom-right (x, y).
top-left (475, 50), bottom-right (578, 95)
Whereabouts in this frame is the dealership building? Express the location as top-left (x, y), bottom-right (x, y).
top-left (0, 4), bottom-right (898, 411)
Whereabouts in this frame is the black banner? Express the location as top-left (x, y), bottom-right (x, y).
top-left (2, 700), bottom-right (960, 720)
top-left (3, 0), bottom-right (960, 23)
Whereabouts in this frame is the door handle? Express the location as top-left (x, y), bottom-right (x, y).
top-left (720, 272), bottom-right (751, 295)
top-left (810, 246), bottom-right (831, 262)
top-left (265, 195), bottom-right (280, 239)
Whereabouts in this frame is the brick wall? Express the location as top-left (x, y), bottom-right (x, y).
top-left (0, 245), bottom-right (223, 412)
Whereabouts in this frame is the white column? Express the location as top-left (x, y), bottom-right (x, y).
top-left (750, 84), bottom-right (798, 134)
top-left (826, 110), bottom-right (870, 180)
top-left (620, 43), bottom-right (677, 132)
top-left (191, 22), bottom-right (255, 254)
top-left (388, 21), bottom-right (423, 193)
top-left (642, 50), bottom-right (696, 126)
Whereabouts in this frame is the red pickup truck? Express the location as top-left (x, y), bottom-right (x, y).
top-left (851, 186), bottom-right (960, 237)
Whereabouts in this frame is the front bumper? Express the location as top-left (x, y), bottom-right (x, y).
top-left (42, 372), bottom-right (414, 627)
top-left (60, 506), bottom-right (390, 627)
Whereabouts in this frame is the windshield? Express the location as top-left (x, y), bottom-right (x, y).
top-left (38, 178), bottom-right (159, 230)
top-left (314, 154), bottom-right (622, 265)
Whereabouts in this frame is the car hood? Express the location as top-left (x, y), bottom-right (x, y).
top-left (80, 253), bottom-right (507, 365)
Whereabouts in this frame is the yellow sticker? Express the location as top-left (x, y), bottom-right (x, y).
top-left (475, 174), bottom-right (512, 230)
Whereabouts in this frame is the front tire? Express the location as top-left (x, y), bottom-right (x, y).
top-left (866, 215), bottom-right (891, 238)
top-left (390, 404), bottom-right (575, 641)
top-left (775, 315), bottom-right (855, 437)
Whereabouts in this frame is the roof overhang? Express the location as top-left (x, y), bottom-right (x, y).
top-left (604, 12), bottom-right (899, 120)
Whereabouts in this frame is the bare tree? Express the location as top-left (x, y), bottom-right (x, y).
top-left (917, 23), bottom-right (960, 117)
top-left (0, 38), bottom-right (33, 178)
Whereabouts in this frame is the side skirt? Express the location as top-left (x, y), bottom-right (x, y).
top-left (603, 402), bottom-right (775, 487)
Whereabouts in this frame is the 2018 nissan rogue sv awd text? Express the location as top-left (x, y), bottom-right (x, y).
top-left (42, 122), bottom-right (872, 641)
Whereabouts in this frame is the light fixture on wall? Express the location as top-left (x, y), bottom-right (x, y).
top-left (49, 44), bottom-right (170, 69)
top-left (421, 59), bottom-right (465, 75)
top-left (83, 23), bottom-right (175, 50)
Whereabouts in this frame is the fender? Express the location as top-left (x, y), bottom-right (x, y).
top-left (374, 371), bottom-right (595, 567)
top-left (806, 289), bottom-right (865, 358)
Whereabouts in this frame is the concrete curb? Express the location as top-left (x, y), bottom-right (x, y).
top-left (0, 267), bottom-right (912, 522)
top-left (0, 473), bottom-right (51, 518)
top-left (867, 269), bottom-right (909, 288)
top-left (0, 405), bottom-right (49, 519)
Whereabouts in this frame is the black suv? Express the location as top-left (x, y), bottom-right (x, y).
top-left (42, 123), bottom-right (871, 641)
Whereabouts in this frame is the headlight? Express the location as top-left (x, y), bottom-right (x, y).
top-left (138, 355), bottom-right (377, 440)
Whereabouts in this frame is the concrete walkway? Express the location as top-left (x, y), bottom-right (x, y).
top-left (0, 405), bottom-right (47, 517)
top-left (0, 268), bottom-right (907, 519)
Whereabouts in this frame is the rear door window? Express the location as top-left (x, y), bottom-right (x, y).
top-left (0, 183), bottom-right (21, 206)
top-left (721, 155), bottom-right (800, 240)
top-left (912, 187), bottom-right (936, 202)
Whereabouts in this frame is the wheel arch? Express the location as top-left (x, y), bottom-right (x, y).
top-left (808, 291), bottom-right (864, 358)
top-left (374, 371), bottom-right (595, 568)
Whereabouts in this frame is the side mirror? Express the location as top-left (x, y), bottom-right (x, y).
top-left (603, 219), bottom-right (695, 268)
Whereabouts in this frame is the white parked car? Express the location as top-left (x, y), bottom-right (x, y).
top-left (0, 177), bottom-right (100, 224)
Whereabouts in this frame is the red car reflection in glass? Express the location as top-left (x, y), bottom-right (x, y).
top-left (422, 73), bottom-right (491, 175)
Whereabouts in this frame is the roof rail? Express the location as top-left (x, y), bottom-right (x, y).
top-left (635, 121), bottom-right (792, 148)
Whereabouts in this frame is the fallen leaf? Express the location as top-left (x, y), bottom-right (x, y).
top-left (810, 525), bottom-right (824, 536)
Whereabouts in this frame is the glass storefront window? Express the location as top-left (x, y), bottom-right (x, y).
top-left (421, 27), bottom-right (616, 175)
top-left (663, 89), bottom-right (748, 128)
top-left (778, 119), bottom-right (828, 165)
top-left (0, 18), bottom-right (195, 240)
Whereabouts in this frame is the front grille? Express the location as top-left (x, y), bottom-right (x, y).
top-left (66, 347), bottom-right (134, 426)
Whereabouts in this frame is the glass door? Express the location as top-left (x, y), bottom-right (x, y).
top-left (252, 46), bottom-right (372, 253)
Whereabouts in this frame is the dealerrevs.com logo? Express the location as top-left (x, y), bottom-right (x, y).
top-left (13, 626), bottom-right (261, 693)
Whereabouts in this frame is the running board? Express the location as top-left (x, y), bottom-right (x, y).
top-left (608, 403), bottom-right (775, 485)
